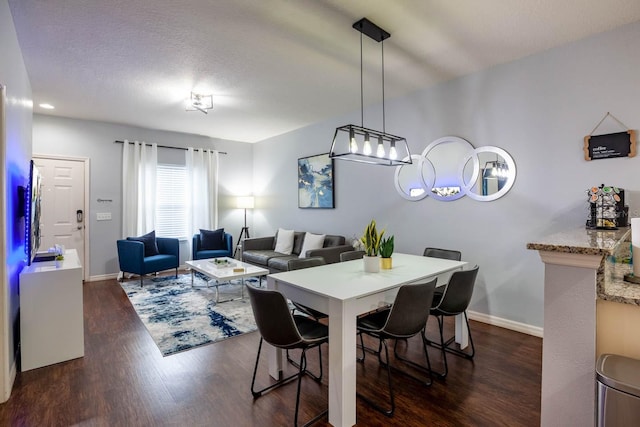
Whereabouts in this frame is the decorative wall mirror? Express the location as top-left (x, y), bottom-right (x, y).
top-left (460, 146), bottom-right (516, 201)
top-left (394, 136), bottom-right (517, 202)
top-left (394, 154), bottom-right (433, 201)
top-left (419, 136), bottom-right (474, 201)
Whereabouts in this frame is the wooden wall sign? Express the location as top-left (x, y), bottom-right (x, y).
top-left (584, 130), bottom-right (637, 161)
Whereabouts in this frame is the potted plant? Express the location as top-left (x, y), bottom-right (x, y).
top-left (379, 235), bottom-right (394, 269)
top-left (361, 219), bottom-right (384, 272)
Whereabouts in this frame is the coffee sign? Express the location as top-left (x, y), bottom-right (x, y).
top-left (584, 130), bottom-right (637, 161)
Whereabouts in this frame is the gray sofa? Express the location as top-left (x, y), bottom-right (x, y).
top-left (242, 230), bottom-right (353, 273)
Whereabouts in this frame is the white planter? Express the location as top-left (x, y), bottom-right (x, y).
top-left (363, 255), bottom-right (380, 273)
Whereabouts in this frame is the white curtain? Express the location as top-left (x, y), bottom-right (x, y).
top-left (121, 140), bottom-right (158, 238)
top-left (186, 148), bottom-right (219, 238)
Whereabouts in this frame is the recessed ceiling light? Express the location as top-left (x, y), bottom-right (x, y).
top-left (39, 103), bottom-right (55, 109)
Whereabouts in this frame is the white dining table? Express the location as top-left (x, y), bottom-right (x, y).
top-left (266, 252), bottom-right (468, 427)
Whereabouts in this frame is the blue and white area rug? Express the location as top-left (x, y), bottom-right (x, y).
top-left (120, 274), bottom-right (258, 356)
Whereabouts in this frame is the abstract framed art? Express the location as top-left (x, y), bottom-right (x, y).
top-left (298, 153), bottom-right (335, 208)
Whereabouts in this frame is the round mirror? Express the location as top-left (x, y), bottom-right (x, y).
top-left (420, 136), bottom-right (474, 201)
top-left (394, 154), bottom-right (433, 201)
top-left (459, 146), bottom-right (516, 201)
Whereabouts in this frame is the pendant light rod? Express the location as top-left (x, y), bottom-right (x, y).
top-left (352, 18), bottom-right (391, 132)
top-left (381, 39), bottom-right (385, 133)
top-left (360, 31), bottom-right (364, 127)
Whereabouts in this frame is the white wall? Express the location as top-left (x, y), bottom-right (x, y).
top-left (1, 0), bottom-right (33, 400)
top-left (33, 115), bottom-right (254, 278)
top-left (253, 21), bottom-right (640, 329)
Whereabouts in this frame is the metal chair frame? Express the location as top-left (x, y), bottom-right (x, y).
top-left (356, 279), bottom-right (437, 417)
top-left (424, 266), bottom-right (479, 379)
top-left (247, 285), bottom-right (328, 427)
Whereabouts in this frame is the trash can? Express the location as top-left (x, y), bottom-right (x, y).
top-left (596, 354), bottom-right (640, 426)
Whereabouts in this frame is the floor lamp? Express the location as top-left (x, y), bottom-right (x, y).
top-left (233, 196), bottom-right (254, 258)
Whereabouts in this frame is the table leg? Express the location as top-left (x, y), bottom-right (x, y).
top-left (190, 269), bottom-right (194, 287)
top-left (454, 313), bottom-right (468, 349)
top-left (328, 299), bottom-right (357, 427)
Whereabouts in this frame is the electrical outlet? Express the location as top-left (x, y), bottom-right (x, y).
top-left (96, 212), bottom-right (112, 221)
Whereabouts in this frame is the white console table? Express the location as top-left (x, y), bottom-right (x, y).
top-left (19, 249), bottom-right (84, 371)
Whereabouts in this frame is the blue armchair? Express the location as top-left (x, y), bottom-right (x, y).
top-left (117, 237), bottom-right (179, 286)
top-left (192, 232), bottom-right (233, 260)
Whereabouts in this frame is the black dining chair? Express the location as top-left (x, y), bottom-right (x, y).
top-left (424, 265), bottom-right (479, 378)
top-left (287, 257), bottom-right (327, 321)
top-left (423, 247), bottom-right (462, 261)
top-left (247, 285), bottom-right (328, 427)
top-left (356, 279), bottom-right (437, 417)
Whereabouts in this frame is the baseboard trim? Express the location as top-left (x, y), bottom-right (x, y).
top-left (87, 273), bottom-right (119, 282)
top-left (468, 310), bottom-right (543, 338)
top-left (88, 267), bottom-right (191, 283)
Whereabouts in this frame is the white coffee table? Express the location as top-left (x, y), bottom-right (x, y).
top-left (185, 257), bottom-right (269, 303)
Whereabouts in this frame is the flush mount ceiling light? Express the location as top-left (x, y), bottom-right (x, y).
top-left (186, 92), bottom-right (213, 114)
top-left (330, 18), bottom-right (411, 166)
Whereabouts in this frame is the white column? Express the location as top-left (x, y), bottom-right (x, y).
top-left (538, 251), bottom-right (602, 427)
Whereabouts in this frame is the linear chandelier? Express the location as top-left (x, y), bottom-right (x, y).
top-left (330, 18), bottom-right (411, 166)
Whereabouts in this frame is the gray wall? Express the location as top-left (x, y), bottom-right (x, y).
top-left (253, 21), bottom-right (640, 329)
top-left (1, 0), bottom-right (33, 397)
top-left (32, 115), bottom-right (253, 278)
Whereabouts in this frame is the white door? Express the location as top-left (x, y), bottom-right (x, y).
top-left (33, 157), bottom-right (87, 274)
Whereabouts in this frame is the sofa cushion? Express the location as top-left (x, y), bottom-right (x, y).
top-left (292, 231), bottom-right (306, 255)
top-left (274, 228), bottom-right (295, 254)
top-left (324, 234), bottom-right (346, 247)
top-left (299, 232), bottom-right (326, 258)
top-left (243, 250), bottom-right (281, 267)
top-left (195, 249), bottom-right (230, 260)
top-left (128, 230), bottom-right (159, 257)
top-left (267, 254), bottom-right (298, 272)
top-left (200, 228), bottom-right (225, 250)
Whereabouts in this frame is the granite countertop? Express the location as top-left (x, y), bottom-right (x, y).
top-left (526, 227), bottom-right (630, 256)
top-left (527, 227), bottom-right (640, 305)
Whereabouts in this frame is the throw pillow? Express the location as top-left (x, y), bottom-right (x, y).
top-left (200, 228), bottom-right (226, 250)
top-left (128, 230), bottom-right (160, 257)
top-left (298, 232), bottom-right (326, 258)
top-left (274, 228), bottom-right (295, 255)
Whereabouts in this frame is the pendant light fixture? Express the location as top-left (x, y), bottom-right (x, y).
top-left (329, 18), bottom-right (411, 166)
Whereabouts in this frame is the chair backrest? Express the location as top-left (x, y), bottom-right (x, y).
top-left (340, 250), bottom-right (366, 262)
top-left (436, 266), bottom-right (479, 315)
top-left (287, 257), bottom-right (326, 271)
top-left (382, 279), bottom-right (437, 338)
top-left (246, 285), bottom-right (304, 348)
top-left (423, 247), bottom-right (462, 261)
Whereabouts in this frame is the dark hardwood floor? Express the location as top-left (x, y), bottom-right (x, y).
top-left (0, 278), bottom-right (541, 426)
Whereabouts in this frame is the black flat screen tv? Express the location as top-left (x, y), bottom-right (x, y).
top-left (25, 160), bottom-right (43, 265)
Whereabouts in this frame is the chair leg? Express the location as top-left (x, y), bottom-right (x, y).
top-left (441, 311), bottom-right (475, 360)
top-left (286, 345), bottom-right (324, 382)
top-left (425, 312), bottom-right (475, 358)
top-left (357, 332), bottom-right (382, 363)
top-left (140, 275), bottom-right (143, 287)
top-left (357, 338), bottom-right (395, 417)
top-left (251, 338), bottom-right (301, 398)
top-left (422, 315), bottom-right (449, 378)
top-left (391, 334), bottom-right (434, 387)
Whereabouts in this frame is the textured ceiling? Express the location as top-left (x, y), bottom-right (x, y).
top-left (8, 0), bottom-right (640, 143)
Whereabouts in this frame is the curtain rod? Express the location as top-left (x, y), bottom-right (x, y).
top-left (115, 140), bottom-right (227, 155)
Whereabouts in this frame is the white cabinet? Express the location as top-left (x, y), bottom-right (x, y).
top-left (19, 249), bottom-right (84, 371)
